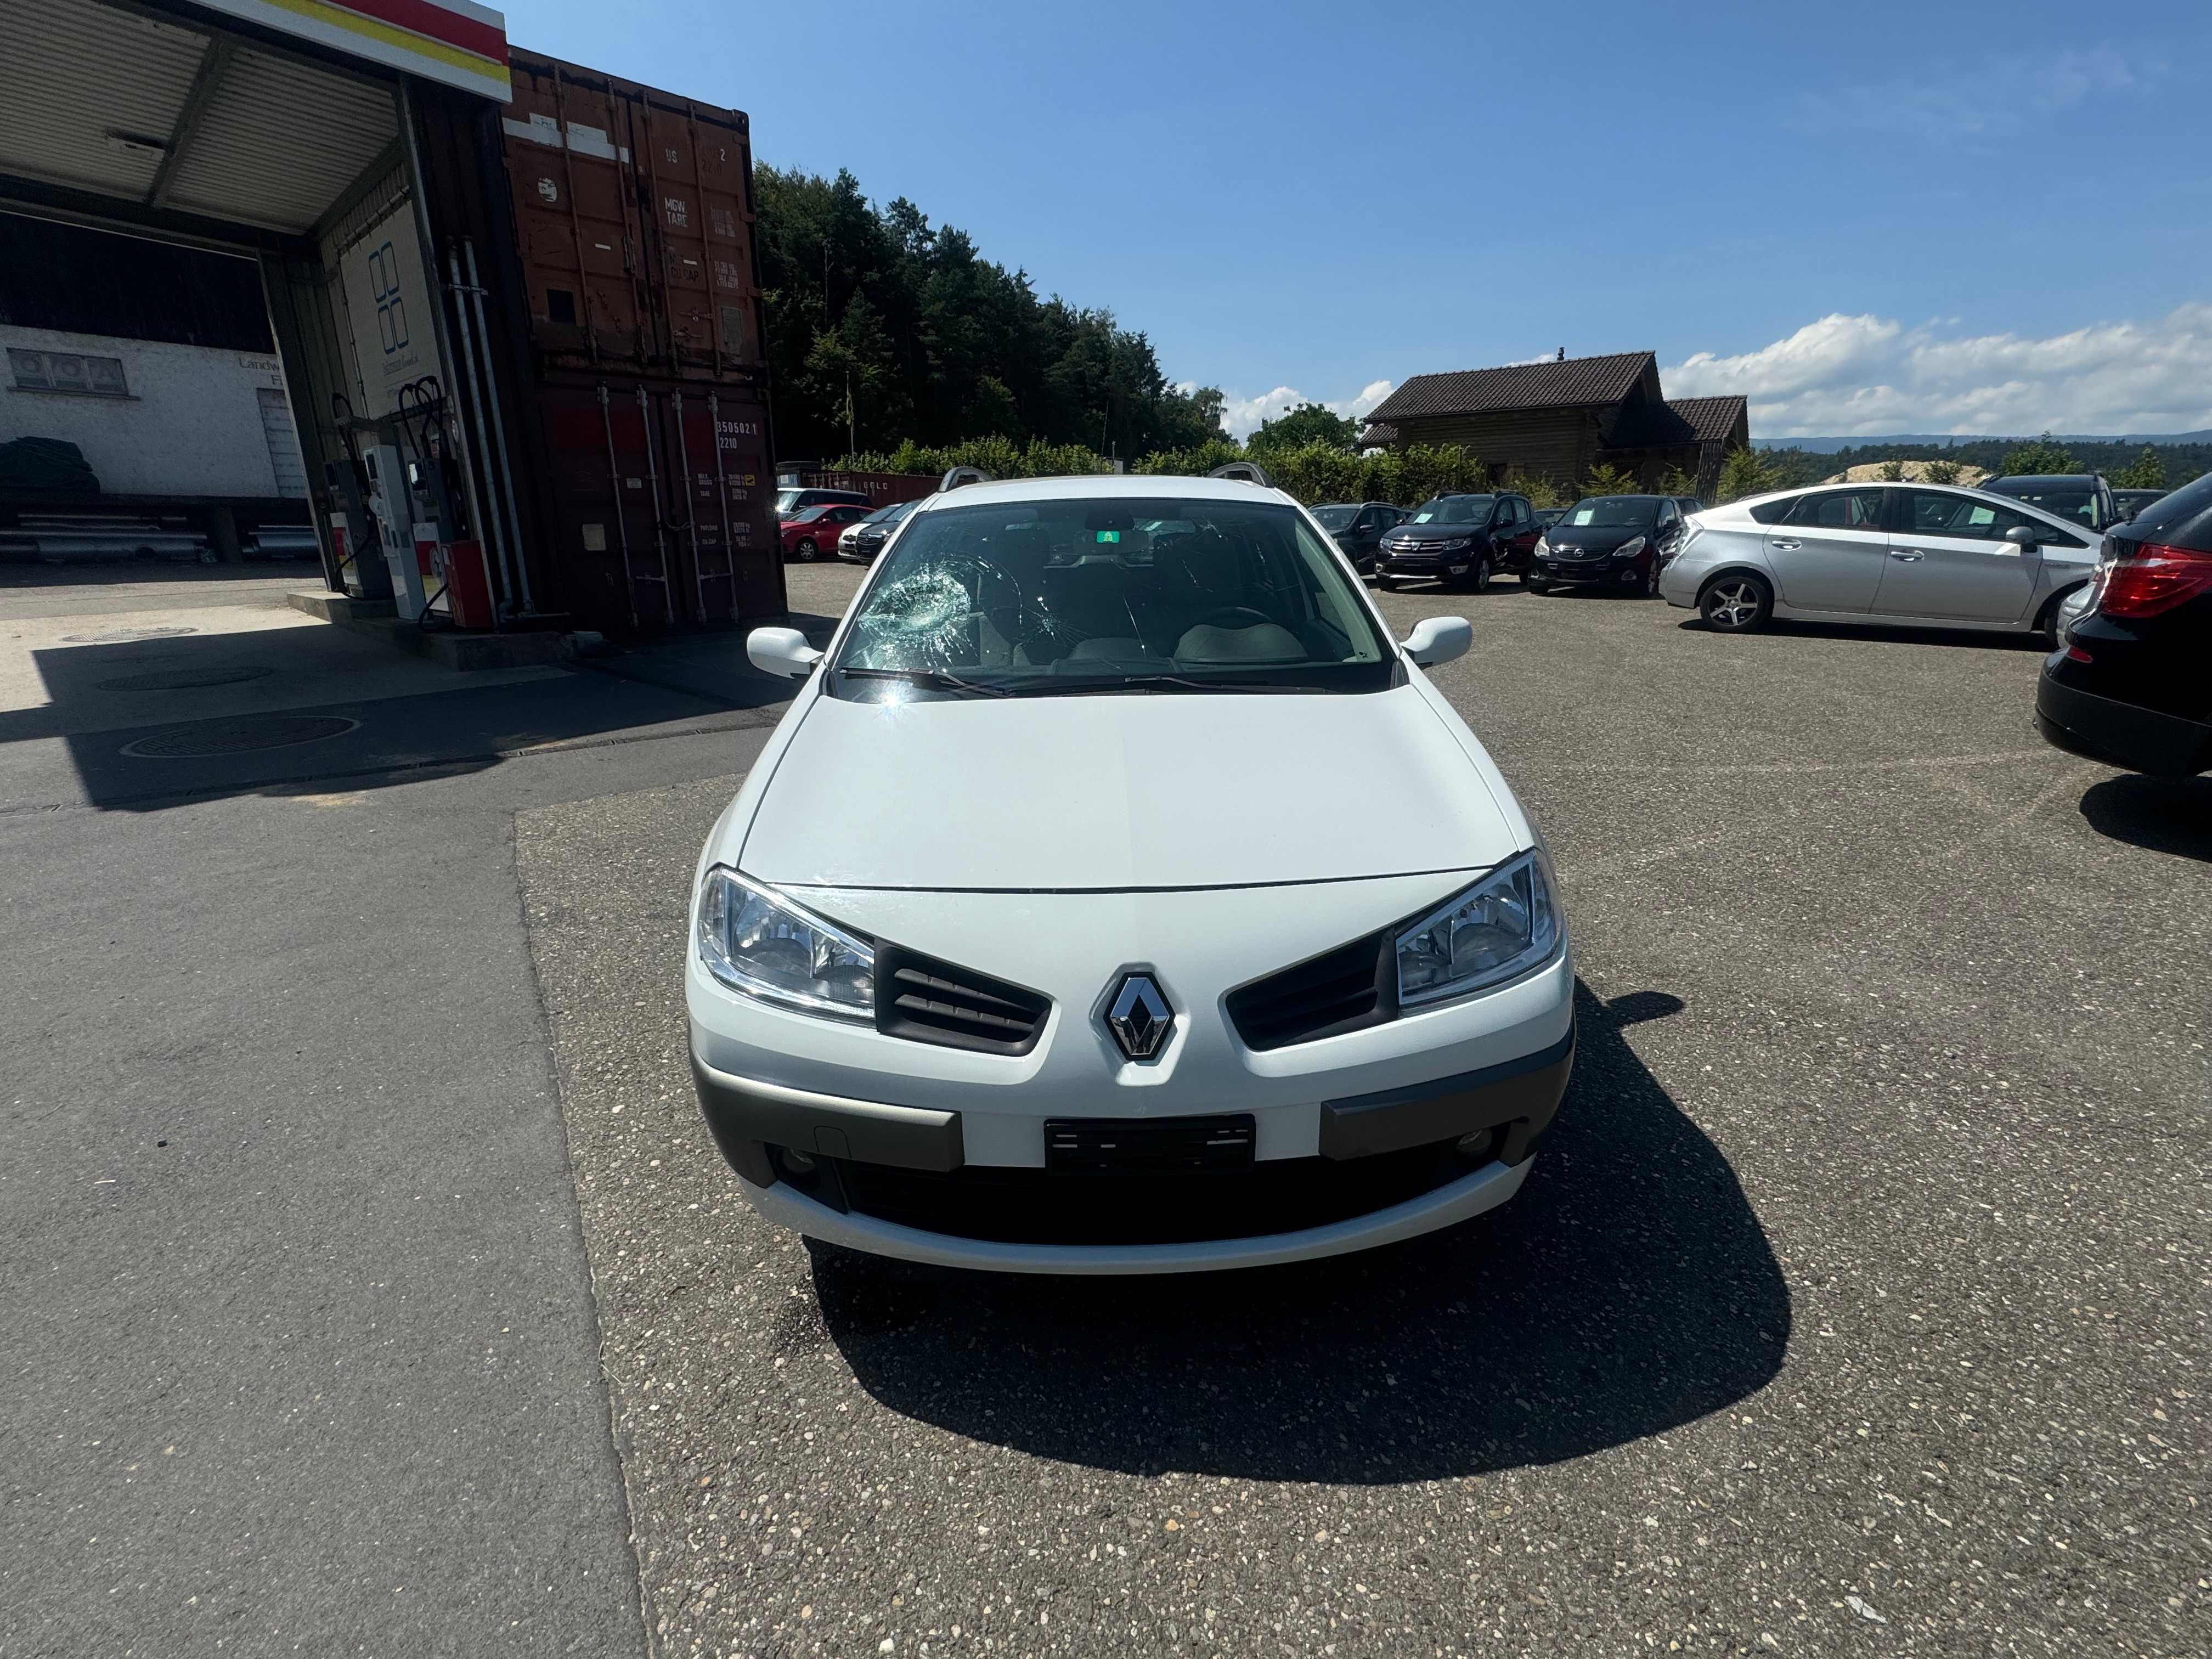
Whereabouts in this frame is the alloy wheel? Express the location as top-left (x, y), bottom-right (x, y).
top-left (1704, 577), bottom-right (1766, 630)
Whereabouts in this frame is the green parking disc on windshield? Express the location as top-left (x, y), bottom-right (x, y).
top-left (1096, 530), bottom-right (1120, 543)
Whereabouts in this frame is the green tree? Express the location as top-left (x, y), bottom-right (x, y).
top-left (1716, 446), bottom-right (1780, 503)
top-left (1875, 459), bottom-right (1906, 482)
top-left (1582, 461), bottom-right (1641, 497)
top-left (2002, 432), bottom-right (2078, 475)
top-left (1248, 403), bottom-right (1358, 456)
top-left (2112, 445), bottom-right (2167, 490)
top-left (1922, 458), bottom-right (1960, 484)
top-left (1656, 465), bottom-right (1699, 500)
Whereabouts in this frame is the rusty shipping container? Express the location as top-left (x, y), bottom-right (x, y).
top-left (408, 54), bottom-right (783, 636)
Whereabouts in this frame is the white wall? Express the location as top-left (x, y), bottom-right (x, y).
top-left (0, 324), bottom-right (298, 500)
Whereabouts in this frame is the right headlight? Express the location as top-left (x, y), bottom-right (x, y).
top-left (1395, 851), bottom-right (1560, 1008)
top-left (696, 867), bottom-right (874, 1022)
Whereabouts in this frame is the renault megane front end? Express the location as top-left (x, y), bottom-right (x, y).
top-left (687, 475), bottom-right (1574, 1273)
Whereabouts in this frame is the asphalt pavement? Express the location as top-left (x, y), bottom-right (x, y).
top-left (5, 558), bottom-right (2205, 1657)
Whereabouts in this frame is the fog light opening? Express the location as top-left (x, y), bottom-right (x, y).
top-left (1455, 1127), bottom-right (1499, 1164)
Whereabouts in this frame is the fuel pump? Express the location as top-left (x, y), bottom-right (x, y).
top-left (360, 443), bottom-right (426, 620)
top-left (322, 452), bottom-right (392, 601)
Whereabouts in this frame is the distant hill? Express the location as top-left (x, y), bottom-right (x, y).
top-left (1743, 432), bottom-right (2212, 494)
top-left (1755, 431), bottom-right (2212, 453)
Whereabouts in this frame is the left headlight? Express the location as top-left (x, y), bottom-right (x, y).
top-left (1615, 535), bottom-right (1647, 558)
top-left (696, 867), bottom-right (874, 1021)
top-left (1396, 851), bottom-right (1560, 1008)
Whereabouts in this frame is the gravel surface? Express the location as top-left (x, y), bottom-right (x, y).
top-left (517, 565), bottom-right (2207, 1659)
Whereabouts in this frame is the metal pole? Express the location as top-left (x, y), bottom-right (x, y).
top-left (708, 392), bottom-right (737, 620)
top-left (444, 248), bottom-right (515, 625)
top-left (597, 383), bottom-right (640, 629)
top-left (672, 389), bottom-right (708, 624)
top-left (635, 386), bottom-right (675, 624)
top-left (462, 240), bottom-right (535, 614)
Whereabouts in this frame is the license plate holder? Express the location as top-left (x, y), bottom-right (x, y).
top-left (1044, 1115), bottom-right (1256, 1173)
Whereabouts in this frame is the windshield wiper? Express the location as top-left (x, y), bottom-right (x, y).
top-left (838, 666), bottom-right (1013, 698)
top-left (1023, 674), bottom-right (1329, 696)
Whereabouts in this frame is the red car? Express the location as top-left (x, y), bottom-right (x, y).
top-left (780, 503), bottom-right (873, 563)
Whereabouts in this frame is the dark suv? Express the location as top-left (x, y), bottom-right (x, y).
top-left (1376, 493), bottom-right (1539, 591)
top-left (1310, 501), bottom-right (1407, 574)
top-left (2036, 469), bottom-right (2212, 775)
top-left (1981, 473), bottom-right (2118, 534)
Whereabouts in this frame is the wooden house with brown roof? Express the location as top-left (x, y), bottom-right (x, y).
top-left (1357, 351), bottom-right (1749, 500)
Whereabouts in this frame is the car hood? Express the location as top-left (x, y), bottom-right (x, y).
top-left (738, 683), bottom-right (1516, 891)
top-left (1543, 524), bottom-right (1649, 551)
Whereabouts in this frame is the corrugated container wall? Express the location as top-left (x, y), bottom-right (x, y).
top-left (500, 53), bottom-right (762, 378)
top-left (411, 58), bottom-right (782, 637)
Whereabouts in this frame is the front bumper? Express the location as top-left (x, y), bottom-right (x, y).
top-left (691, 1024), bottom-right (1572, 1271)
top-left (1533, 555), bottom-right (1638, 585)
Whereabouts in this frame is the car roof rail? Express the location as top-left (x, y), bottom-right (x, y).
top-left (939, 465), bottom-right (992, 492)
top-left (1207, 460), bottom-right (1273, 487)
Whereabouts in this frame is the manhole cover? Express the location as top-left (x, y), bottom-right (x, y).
top-left (61, 625), bottom-right (200, 644)
top-left (122, 714), bottom-right (359, 758)
top-left (100, 665), bottom-right (274, 691)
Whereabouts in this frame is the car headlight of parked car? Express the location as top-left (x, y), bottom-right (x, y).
top-left (697, 867), bottom-right (874, 1021)
top-left (1615, 536), bottom-right (1647, 560)
top-left (1395, 851), bottom-right (1559, 1008)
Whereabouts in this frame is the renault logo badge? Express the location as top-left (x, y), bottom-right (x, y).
top-left (1105, 973), bottom-right (1173, 1060)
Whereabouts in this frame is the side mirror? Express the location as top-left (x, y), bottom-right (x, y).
top-left (747, 626), bottom-right (823, 679)
top-left (2002, 524), bottom-right (2039, 550)
top-left (1402, 616), bottom-right (1472, 668)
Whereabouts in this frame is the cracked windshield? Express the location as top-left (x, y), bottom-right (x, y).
top-left (833, 494), bottom-right (1391, 698)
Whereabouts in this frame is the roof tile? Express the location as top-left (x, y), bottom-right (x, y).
top-left (1362, 351), bottom-right (1656, 424)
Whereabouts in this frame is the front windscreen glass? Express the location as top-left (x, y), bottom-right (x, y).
top-left (1311, 505), bottom-right (1359, 532)
top-left (1564, 497), bottom-right (1657, 528)
top-left (775, 488), bottom-right (803, 515)
top-left (830, 495), bottom-right (1396, 698)
top-left (1410, 496), bottom-right (1492, 524)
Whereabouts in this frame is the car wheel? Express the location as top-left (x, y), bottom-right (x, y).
top-left (795, 538), bottom-right (820, 562)
top-left (1700, 572), bottom-right (1772, 632)
top-left (2038, 587), bottom-right (2078, 648)
top-left (1642, 560), bottom-right (1661, 598)
top-left (1469, 554), bottom-right (1493, 593)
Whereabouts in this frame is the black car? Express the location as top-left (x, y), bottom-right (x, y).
top-left (836, 497), bottom-right (917, 562)
top-left (1375, 493), bottom-right (1539, 591)
top-left (1311, 500), bottom-right (1406, 574)
top-left (1527, 494), bottom-right (1685, 596)
top-left (2036, 469), bottom-right (2212, 776)
top-left (1981, 472), bottom-right (2118, 533)
top-left (1532, 506), bottom-right (1569, 534)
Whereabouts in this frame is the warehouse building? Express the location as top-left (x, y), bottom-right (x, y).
top-left (1357, 351), bottom-right (1750, 501)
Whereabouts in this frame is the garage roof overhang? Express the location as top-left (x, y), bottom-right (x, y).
top-left (0, 0), bottom-right (502, 252)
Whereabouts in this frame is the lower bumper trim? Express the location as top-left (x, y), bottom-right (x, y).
top-left (1320, 1024), bottom-right (1573, 1161)
top-left (691, 1056), bottom-right (963, 1186)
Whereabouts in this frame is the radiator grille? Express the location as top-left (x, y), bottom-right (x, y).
top-left (1224, 929), bottom-right (1395, 1051)
top-left (875, 945), bottom-right (1050, 1056)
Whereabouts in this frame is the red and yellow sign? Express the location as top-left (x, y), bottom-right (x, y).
top-left (191, 0), bottom-right (511, 102)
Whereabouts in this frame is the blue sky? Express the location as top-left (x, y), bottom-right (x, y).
top-left (504, 0), bottom-right (2212, 437)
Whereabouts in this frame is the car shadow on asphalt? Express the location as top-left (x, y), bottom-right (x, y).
top-left (2077, 772), bottom-right (2212, 861)
top-left (809, 979), bottom-right (1788, 1483)
top-left (1673, 616), bottom-right (2045, 651)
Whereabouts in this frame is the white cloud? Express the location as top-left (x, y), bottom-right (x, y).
top-left (1795, 47), bottom-right (2136, 142)
top-left (1205, 377), bottom-right (1395, 438)
top-left (1666, 304), bottom-right (2212, 437)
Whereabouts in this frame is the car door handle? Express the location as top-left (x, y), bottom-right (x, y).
top-left (1888, 550), bottom-right (1924, 561)
top-left (1770, 538), bottom-right (1802, 550)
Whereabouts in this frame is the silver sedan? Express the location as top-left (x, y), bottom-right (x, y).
top-left (1658, 482), bottom-right (2100, 646)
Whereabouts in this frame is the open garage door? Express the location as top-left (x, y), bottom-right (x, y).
top-left (0, 0), bottom-right (514, 607)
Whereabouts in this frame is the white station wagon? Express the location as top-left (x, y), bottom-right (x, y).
top-left (687, 475), bottom-right (1573, 1273)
